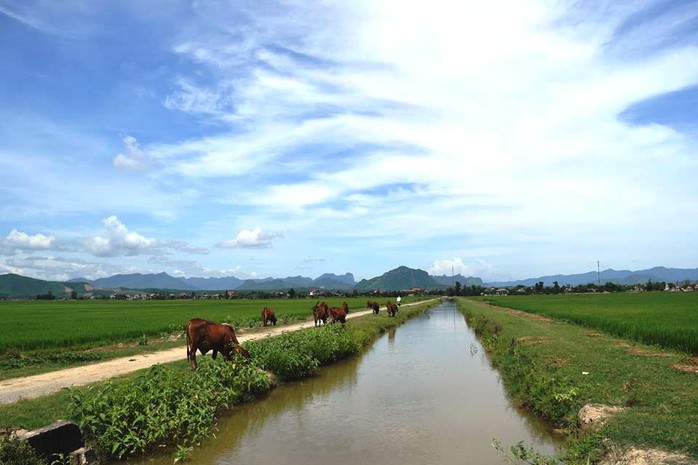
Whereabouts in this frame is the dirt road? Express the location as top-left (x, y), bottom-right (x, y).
top-left (0, 305), bottom-right (402, 405)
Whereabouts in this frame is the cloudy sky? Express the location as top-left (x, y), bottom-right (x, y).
top-left (1, 0), bottom-right (697, 283)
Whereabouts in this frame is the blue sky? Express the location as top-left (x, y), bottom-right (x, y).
top-left (1, 0), bottom-right (697, 283)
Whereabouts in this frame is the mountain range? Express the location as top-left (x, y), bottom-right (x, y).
top-left (487, 266), bottom-right (698, 287)
top-left (1, 266), bottom-right (696, 298)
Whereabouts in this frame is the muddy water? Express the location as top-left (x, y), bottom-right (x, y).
top-left (135, 301), bottom-right (561, 464)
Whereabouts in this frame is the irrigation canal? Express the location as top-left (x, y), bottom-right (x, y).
top-left (131, 300), bottom-right (561, 464)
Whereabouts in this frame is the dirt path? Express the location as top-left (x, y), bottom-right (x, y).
top-left (0, 303), bottom-right (419, 405)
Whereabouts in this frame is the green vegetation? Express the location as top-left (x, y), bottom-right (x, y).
top-left (69, 359), bottom-right (271, 460)
top-left (481, 292), bottom-right (698, 354)
top-left (0, 297), bottom-right (384, 353)
top-left (457, 297), bottom-right (698, 463)
top-left (0, 434), bottom-right (47, 465)
top-left (246, 325), bottom-right (360, 381)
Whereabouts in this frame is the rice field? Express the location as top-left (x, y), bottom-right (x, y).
top-left (481, 292), bottom-right (698, 355)
top-left (0, 297), bottom-right (379, 352)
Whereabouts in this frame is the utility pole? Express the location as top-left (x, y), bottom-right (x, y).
top-left (597, 261), bottom-right (601, 286)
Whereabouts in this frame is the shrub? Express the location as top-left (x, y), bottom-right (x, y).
top-left (68, 359), bottom-right (271, 460)
top-left (0, 436), bottom-right (46, 465)
top-left (245, 325), bottom-right (360, 381)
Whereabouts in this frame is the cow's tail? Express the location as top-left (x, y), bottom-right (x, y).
top-left (185, 322), bottom-right (191, 361)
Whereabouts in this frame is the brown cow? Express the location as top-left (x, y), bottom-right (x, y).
top-left (262, 307), bottom-right (277, 326)
top-left (185, 318), bottom-right (249, 370)
top-left (329, 301), bottom-right (349, 324)
top-left (312, 301), bottom-right (329, 327)
top-left (386, 301), bottom-right (398, 317)
top-left (371, 301), bottom-right (380, 315)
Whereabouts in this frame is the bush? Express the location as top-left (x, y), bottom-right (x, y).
top-left (68, 359), bottom-right (271, 460)
top-left (0, 436), bottom-right (46, 465)
top-left (245, 325), bottom-right (360, 381)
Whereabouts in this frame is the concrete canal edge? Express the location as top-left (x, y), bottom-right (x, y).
top-left (13, 419), bottom-right (98, 464)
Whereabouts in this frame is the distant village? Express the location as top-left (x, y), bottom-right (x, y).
top-left (93, 281), bottom-right (698, 301)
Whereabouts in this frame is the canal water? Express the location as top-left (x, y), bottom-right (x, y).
top-left (136, 301), bottom-right (561, 464)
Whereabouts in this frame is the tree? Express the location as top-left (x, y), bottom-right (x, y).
top-left (288, 288), bottom-right (297, 299)
top-left (534, 281), bottom-right (544, 294)
top-left (454, 281), bottom-right (462, 296)
top-left (552, 281), bottom-right (560, 294)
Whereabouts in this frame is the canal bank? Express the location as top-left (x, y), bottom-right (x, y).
top-left (456, 297), bottom-right (698, 464)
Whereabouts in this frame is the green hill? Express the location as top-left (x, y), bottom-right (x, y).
top-left (354, 266), bottom-right (442, 291)
top-left (0, 273), bottom-right (89, 299)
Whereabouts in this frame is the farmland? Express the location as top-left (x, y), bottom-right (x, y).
top-left (0, 297), bottom-right (392, 353)
top-left (480, 292), bottom-right (698, 354)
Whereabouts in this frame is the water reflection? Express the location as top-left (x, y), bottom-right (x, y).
top-left (130, 302), bottom-right (560, 465)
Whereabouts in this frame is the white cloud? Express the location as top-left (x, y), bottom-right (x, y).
top-left (84, 216), bottom-right (158, 257)
top-left (3, 229), bottom-right (54, 250)
top-left (113, 135), bottom-right (152, 171)
top-left (429, 258), bottom-right (495, 279)
top-left (218, 227), bottom-right (283, 249)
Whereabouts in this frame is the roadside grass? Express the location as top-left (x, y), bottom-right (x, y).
top-left (0, 339), bottom-right (186, 381)
top-left (0, 300), bottom-right (436, 461)
top-left (457, 298), bottom-right (698, 462)
top-left (479, 292), bottom-right (698, 355)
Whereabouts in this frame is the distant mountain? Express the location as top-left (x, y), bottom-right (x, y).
top-left (284, 276), bottom-right (315, 288)
top-left (0, 273), bottom-right (92, 298)
top-left (236, 278), bottom-right (292, 291)
top-left (316, 273), bottom-right (355, 286)
top-left (354, 266), bottom-right (442, 291)
top-left (486, 267), bottom-right (698, 287)
top-left (432, 274), bottom-right (483, 287)
top-left (90, 272), bottom-right (197, 290)
top-left (5, 265), bottom-right (695, 299)
top-left (181, 276), bottom-right (245, 290)
top-left (314, 273), bottom-right (355, 290)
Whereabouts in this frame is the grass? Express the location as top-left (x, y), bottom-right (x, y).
top-left (480, 292), bottom-right (698, 355)
top-left (457, 297), bottom-right (698, 462)
top-left (0, 297), bottom-right (417, 353)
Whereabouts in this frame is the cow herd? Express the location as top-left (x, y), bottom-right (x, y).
top-left (186, 299), bottom-right (401, 370)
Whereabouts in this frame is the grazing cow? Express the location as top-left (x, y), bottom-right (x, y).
top-left (185, 318), bottom-right (250, 370)
top-left (386, 301), bottom-right (398, 317)
top-left (312, 301), bottom-right (329, 327)
top-left (329, 301), bottom-right (349, 324)
top-left (371, 301), bottom-right (380, 315)
top-left (262, 307), bottom-right (277, 326)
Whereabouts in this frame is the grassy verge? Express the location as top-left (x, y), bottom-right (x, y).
top-left (480, 293), bottom-right (698, 354)
top-left (456, 298), bottom-right (698, 463)
top-left (1, 300), bottom-right (437, 462)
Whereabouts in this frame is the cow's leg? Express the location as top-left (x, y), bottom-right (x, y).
top-left (212, 349), bottom-right (218, 360)
top-left (189, 343), bottom-right (198, 370)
